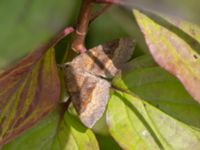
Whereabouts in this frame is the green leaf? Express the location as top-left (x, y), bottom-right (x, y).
top-left (107, 90), bottom-right (200, 150)
top-left (127, 55), bottom-right (157, 71)
top-left (0, 0), bottom-right (80, 69)
top-left (2, 109), bottom-right (61, 150)
top-left (113, 54), bottom-right (200, 130)
top-left (0, 48), bottom-right (60, 146)
top-left (3, 109), bottom-right (99, 150)
top-left (134, 10), bottom-right (200, 104)
top-left (109, 54), bottom-right (200, 149)
top-left (52, 112), bottom-right (99, 150)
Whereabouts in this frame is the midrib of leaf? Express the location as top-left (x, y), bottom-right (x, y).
top-left (146, 102), bottom-right (200, 148)
top-left (141, 102), bottom-right (173, 150)
top-left (122, 92), bottom-right (150, 149)
top-left (68, 127), bottom-right (80, 150)
top-left (118, 94), bottom-right (146, 148)
top-left (64, 114), bottom-right (97, 150)
top-left (111, 89), bottom-right (173, 149)
top-left (113, 81), bottom-right (200, 149)
top-left (107, 94), bottom-right (136, 149)
top-left (129, 95), bottom-right (173, 150)
top-left (61, 117), bottom-right (79, 150)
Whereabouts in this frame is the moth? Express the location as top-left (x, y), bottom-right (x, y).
top-left (63, 38), bottom-right (134, 128)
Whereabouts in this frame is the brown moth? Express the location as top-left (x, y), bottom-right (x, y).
top-left (63, 38), bottom-right (134, 128)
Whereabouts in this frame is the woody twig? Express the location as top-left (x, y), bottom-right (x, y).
top-left (71, 0), bottom-right (113, 53)
top-left (71, 0), bottom-right (93, 53)
top-left (94, 0), bottom-right (121, 4)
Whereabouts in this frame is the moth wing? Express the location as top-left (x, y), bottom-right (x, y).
top-left (79, 73), bottom-right (111, 128)
top-left (110, 38), bottom-right (135, 70)
top-left (64, 66), bottom-right (111, 128)
top-left (70, 46), bottom-right (118, 78)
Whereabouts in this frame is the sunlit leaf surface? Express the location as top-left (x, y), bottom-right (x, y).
top-left (134, 10), bottom-right (200, 104)
top-left (0, 48), bottom-right (60, 145)
top-left (52, 112), bottom-right (99, 150)
top-left (107, 90), bottom-right (200, 150)
top-left (107, 54), bottom-right (200, 149)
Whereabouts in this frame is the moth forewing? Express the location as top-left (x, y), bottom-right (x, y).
top-left (79, 74), bottom-right (111, 128)
top-left (63, 38), bottom-right (134, 128)
top-left (69, 45), bottom-right (118, 78)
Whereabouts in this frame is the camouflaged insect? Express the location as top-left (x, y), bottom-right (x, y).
top-left (63, 38), bottom-right (134, 128)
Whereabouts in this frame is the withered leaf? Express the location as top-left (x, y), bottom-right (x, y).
top-left (63, 38), bottom-right (134, 128)
top-left (0, 47), bottom-right (60, 146)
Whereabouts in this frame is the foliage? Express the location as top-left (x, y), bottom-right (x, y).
top-left (0, 0), bottom-right (200, 149)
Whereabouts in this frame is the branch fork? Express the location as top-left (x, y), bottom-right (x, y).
top-left (71, 0), bottom-right (112, 53)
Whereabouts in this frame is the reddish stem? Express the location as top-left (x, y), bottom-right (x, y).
top-left (33, 27), bottom-right (74, 61)
top-left (94, 0), bottom-right (121, 4)
top-left (48, 27), bottom-right (74, 49)
top-left (71, 0), bottom-right (93, 53)
top-left (71, 0), bottom-right (114, 53)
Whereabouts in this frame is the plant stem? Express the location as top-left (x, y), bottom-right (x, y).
top-left (94, 0), bottom-right (121, 5)
top-left (39, 27), bottom-right (74, 54)
top-left (71, 0), bottom-right (93, 53)
top-left (71, 0), bottom-right (117, 53)
top-left (50, 27), bottom-right (74, 49)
